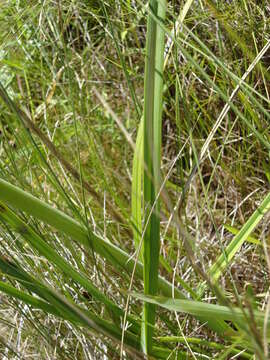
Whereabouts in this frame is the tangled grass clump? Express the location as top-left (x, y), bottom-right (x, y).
top-left (0, 0), bottom-right (270, 358)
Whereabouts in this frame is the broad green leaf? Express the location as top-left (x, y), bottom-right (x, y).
top-left (142, 0), bottom-right (166, 353)
top-left (132, 293), bottom-right (268, 327)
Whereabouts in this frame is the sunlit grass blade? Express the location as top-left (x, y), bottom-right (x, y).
top-left (142, 0), bottom-right (166, 354)
top-left (131, 117), bottom-right (143, 261)
top-left (132, 293), bottom-right (269, 330)
top-left (224, 225), bottom-right (261, 246)
top-left (197, 192), bottom-right (270, 297)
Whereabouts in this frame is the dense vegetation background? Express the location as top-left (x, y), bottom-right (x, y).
top-left (0, 0), bottom-right (270, 359)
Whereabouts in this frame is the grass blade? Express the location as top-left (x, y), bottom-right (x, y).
top-left (224, 225), bottom-right (261, 246)
top-left (0, 201), bottom-right (140, 331)
top-left (0, 178), bottom-right (183, 298)
top-left (131, 118), bottom-right (144, 261)
top-left (132, 293), bottom-right (269, 333)
top-left (197, 192), bottom-right (270, 297)
top-left (133, 293), bottom-right (266, 326)
top-left (0, 278), bottom-right (142, 353)
top-left (0, 81), bottom-right (129, 234)
top-left (142, 0), bottom-right (166, 354)
top-left (0, 179), bottom-right (230, 334)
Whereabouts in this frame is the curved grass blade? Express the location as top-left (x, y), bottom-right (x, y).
top-left (197, 192), bottom-right (270, 297)
top-left (0, 179), bottom-right (186, 298)
top-left (0, 274), bottom-right (188, 359)
top-left (0, 201), bottom-right (139, 331)
top-left (0, 280), bottom-right (142, 354)
top-left (0, 81), bottom-right (129, 235)
top-left (0, 179), bottom-right (231, 334)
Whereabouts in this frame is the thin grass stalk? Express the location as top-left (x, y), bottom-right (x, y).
top-left (142, 0), bottom-right (166, 354)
